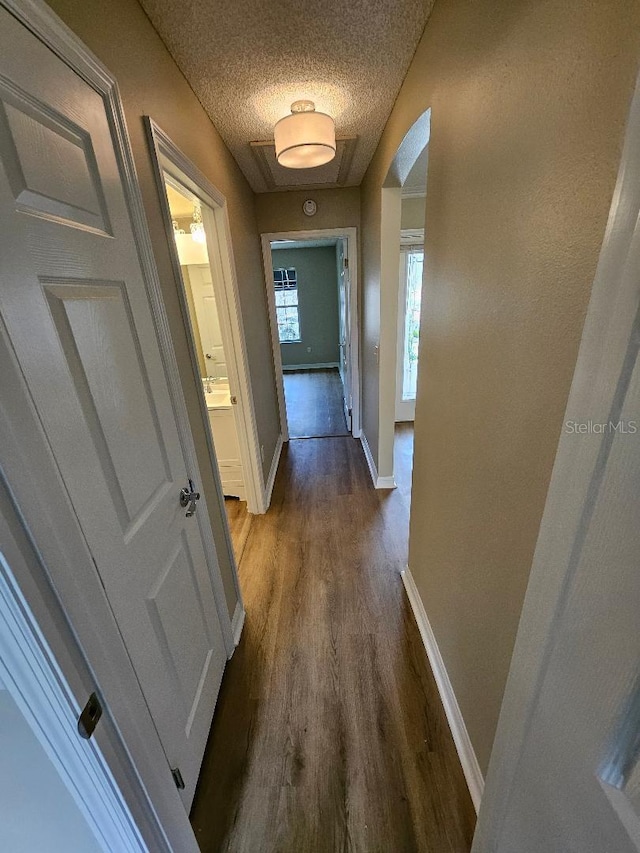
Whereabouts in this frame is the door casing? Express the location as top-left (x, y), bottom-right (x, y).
top-left (260, 227), bottom-right (361, 441)
top-left (146, 118), bottom-right (266, 520)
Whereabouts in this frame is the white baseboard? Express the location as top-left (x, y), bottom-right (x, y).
top-left (231, 600), bottom-right (245, 649)
top-left (282, 362), bottom-right (339, 371)
top-left (264, 433), bottom-right (283, 510)
top-left (401, 567), bottom-right (484, 813)
top-left (360, 431), bottom-right (396, 489)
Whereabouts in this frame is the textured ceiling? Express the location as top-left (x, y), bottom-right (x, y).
top-left (140, 0), bottom-right (436, 192)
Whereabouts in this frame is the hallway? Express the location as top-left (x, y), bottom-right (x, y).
top-left (283, 369), bottom-right (349, 438)
top-left (190, 436), bottom-right (475, 852)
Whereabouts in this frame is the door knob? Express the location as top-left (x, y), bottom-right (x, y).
top-left (179, 478), bottom-right (201, 517)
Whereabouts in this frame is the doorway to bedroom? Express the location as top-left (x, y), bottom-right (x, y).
top-left (261, 229), bottom-right (360, 442)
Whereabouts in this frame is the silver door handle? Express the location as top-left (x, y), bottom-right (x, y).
top-left (179, 478), bottom-right (200, 517)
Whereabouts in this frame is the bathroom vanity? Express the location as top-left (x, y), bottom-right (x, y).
top-left (203, 380), bottom-right (245, 500)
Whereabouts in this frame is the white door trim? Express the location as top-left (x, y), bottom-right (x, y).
top-left (472, 64), bottom-right (640, 852)
top-left (145, 118), bottom-right (266, 518)
top-left (0, 1), bottom-right (217, 849)
top-left (260, 227), bottom-right (361, 440)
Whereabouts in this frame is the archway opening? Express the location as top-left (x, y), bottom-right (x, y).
top-left (378, 109), bottom-right (430, 507)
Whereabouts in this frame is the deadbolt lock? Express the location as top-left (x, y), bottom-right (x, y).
top-left (172, 767), bottom-right (185, 790)
top-left (78, 692), bottom-right (103, 740)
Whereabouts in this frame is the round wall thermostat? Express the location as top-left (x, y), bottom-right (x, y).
top-left (302, 199), bottom-right (317, 217)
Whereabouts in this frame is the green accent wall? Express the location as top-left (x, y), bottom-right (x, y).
top-left (272, 246), bottom-right (340, 368)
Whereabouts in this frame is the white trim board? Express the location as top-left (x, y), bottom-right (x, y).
top-left (401, 568), bottom-right (484, 813)
top-left (282, 362), bottom-right (339, 371)
top-left (231, 601), bottom-right (245, 648)
top-left (360, 431), bottom-right (397, 489)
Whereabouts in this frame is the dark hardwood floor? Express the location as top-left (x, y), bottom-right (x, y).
top-left (191, 436), bottom-right (475, 852)
top-left (224, 498), bottom-right (251, 564)
top-left (283, 368), bottom-right (349, 438)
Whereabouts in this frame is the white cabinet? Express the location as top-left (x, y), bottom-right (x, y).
top-left (208, 405), bottom-right (245, 500)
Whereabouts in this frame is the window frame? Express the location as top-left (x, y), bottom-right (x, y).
top-left (273, 267), bottom-right (301, 344)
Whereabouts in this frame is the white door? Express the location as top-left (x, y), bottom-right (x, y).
top-left (0, 8), bottom-right (227, 809)
top-left (188, 263), bottom-right (227, 379)
top-left (473, 84), bottom-right (640, 852)
top-left (337, 238), bottom-right (352, 431)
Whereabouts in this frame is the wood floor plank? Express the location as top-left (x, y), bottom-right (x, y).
top-left (191, 433), bottom-right (475, 852)
top-left (224, 498), bottom-right (252, 564)
top-left (283, 368), bottom-right (349, 438)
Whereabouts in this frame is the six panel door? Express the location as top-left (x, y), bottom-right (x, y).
top-left (0, 6), bottom-right (228, 809)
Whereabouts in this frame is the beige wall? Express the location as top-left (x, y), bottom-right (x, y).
top-left (361, 0), bottom-right (640, 772)
top-left (47, 0), bottom-right (281, 617)
top-left (401, 196), bottom-right (426, 230)
top-left (255, 187), bottom-right (360, 234)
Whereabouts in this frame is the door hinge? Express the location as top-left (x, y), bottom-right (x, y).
top-left (172, 767), bottom-right (185, 790)
top-left (344, 257), bottom-right (349, 269)
top-left (78, 692), bottom-right (103, 740)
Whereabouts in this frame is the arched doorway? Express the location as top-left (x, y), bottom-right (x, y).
top-left (377, 110), bottom-right (430, 500)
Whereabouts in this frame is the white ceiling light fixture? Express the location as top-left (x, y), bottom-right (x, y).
top-left (274, 100), bottom-right (336, 169)
top-left (190, 202), bottom-right (206, 244)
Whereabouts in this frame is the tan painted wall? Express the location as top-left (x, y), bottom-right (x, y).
top-left (361, 0), bottom-right (640, 772)
top-left (47, 0), bottom-right (281, 617)
top-left (401, 196), bottom-right (426, 230)
top-left (255, 187), bottom-right (360, 234)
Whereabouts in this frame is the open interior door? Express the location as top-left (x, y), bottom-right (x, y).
top-left (337, 238), bottom-right (352, 432)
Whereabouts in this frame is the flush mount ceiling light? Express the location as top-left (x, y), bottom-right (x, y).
top-left (274, 100), bottom-right (336, 169)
